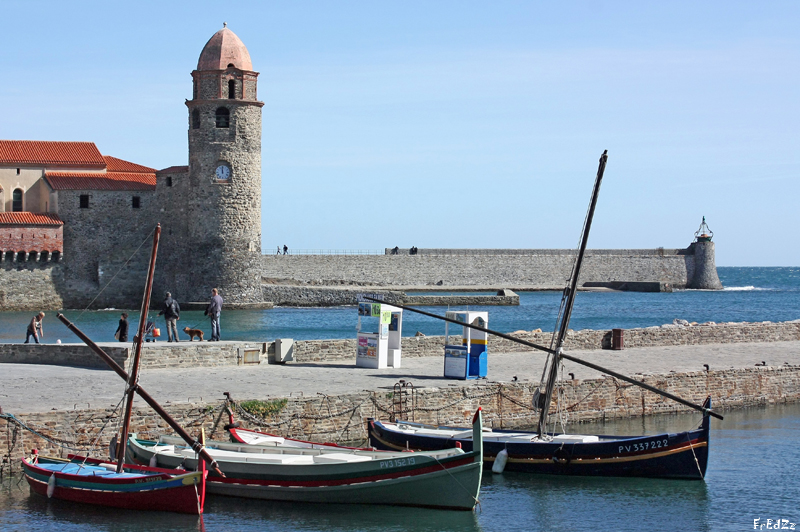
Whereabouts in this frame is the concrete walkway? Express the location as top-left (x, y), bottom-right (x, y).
top-left (1, 341), bottom-right (798, 414)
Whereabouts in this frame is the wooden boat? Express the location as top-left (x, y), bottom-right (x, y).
top-left (21, 454), bottom-right (205, 514)
top-left (364, 151), bottom-right (722, 480)
top-left (368, 397), bottom-right (711, 479)
top-left (127, 409), bottom-right (484, 511)
top-left (24, 224), bottom-right (215, 515)
top-left (228, 427), bottom-right (363, 450)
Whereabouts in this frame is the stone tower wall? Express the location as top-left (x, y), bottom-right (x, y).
top-left (688, 241), bottom-right (723, 290)
top-left (184, 89), bottom-right (263, 303)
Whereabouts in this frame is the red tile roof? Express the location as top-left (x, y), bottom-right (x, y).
top-left (0, 212), bottom-right (63, 226)
top-left (45, 172), bottom-right (156, 191)
top-left (0, 141), bottom-right (105, 168)
top-left (157, 165), bottom-right (189, 174)
top-left (103, 156), bottom-right (156, 173)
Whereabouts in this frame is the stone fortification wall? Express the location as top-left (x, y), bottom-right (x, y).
top-left (263, 248), bottom-right (696, 290)
top-left (3, 364), bottom-right (799, 474)
top-left (0, 262), bottom-right (64, 311)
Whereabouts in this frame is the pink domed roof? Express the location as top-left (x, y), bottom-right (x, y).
top-left (197, 25), bottom-right (253, 71)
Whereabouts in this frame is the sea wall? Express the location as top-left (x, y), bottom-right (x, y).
top-left (262, 248), bottom-right (697, 290)
top-left (3, 364), bottom-right (798, 474)
top-left (3, 321), bottom-right (798, 369)
top-left (289, 321), bottom-right (800, 363)
top-left (0, 342), bottom-right (266, 369)
top-left (260, 285), bottom-right (519, 307)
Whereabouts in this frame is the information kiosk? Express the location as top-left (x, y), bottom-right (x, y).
top-left (443, 311), bottom-right (488, 380)
top-left (355, 295), bottom-right (403, 369)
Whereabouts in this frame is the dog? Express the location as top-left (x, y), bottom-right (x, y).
top-left (183, 327), bottom-right (204, 341)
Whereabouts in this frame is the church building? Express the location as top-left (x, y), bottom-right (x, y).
top-left (0, 25), bottom-right (266, 310)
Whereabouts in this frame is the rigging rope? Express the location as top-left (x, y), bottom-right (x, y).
top-left (73, 225), bottom-right (157, 323)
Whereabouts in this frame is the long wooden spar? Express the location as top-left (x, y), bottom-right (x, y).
top-left (116, 224), bottom-right (160, 473)
top-left (364, 297), bottom-right (724, 421)
top-left (56, 312), bottom-right (226, 476)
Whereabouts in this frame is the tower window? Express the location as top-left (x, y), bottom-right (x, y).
top-left (192, 109), bottom-right (200, 129)
top-left (166, 176), bottom-right (173, 187)
top-left (215, 107), bottom-right (230, 128)
top-left (16, 168), bottom-right (20, 175)
top-left (132, 196), bottom-right (141, 209)
top-left (228, 79), bottom-right (236, 99)
top-left (12, 189), bottom-right (23, 212)
top-left (79, 195), bottom-right (90, 209)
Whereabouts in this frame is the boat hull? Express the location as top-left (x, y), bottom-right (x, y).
top-left (22, 457), bottom-right (205, 514)
top-left (128, 436), bottom-right (482, 510)
top-left (369, 399), bottom-right (711, 480)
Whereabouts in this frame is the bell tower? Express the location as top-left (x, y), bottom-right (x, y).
top-left (184, 24), bottom-right (265, 304)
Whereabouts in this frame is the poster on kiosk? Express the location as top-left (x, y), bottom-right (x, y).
top-left (356, 294), bottom-right (403, 369)
top-left (444, 311), bottom-right (489, 379)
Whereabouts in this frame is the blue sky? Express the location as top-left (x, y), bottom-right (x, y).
top-left (1, 1), bottom-right (798, 265)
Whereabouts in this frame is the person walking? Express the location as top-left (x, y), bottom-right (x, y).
top-left (205, 288), bottom-right (223, 341)
top-left (283, 244), bottom-right (288, 255)
top-left (24, 312), bottom-right (45, 344)
top-left (157, 292), bottom-right (181, 342)
top-left (115, 313), bottom-right (129, 342)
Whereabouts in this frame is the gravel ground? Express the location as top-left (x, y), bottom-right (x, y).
top-left (1, 341), bottom-right (798, 414)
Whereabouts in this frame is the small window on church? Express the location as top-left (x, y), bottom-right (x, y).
top-left (215, 107), bottom-right (230, 128)
top-left (132, 196), bottom-right (141, 209)
top-left (16, 168), bottom-right (20, 175)
top-left (228, 79), bottom-right (236, 99)
top-left (166, 176), bottom-right (173, 187)
top-left (12, 189), bottom-right (23, 212)
top-left (192, 109), bottom-right (200, 129)
top-left (80, 195), bottom-right (90, 209)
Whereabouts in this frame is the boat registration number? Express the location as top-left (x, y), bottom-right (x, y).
top-left (379, 457), bottom-right (416, 469)
top-left (619, 439), bottom-right (669, 453)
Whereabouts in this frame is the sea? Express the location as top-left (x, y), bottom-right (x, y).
top-left (1, 404), bottom-right (798, 531)
top-left (1, 267), bottom-right (798, 344)
top-left (0, 266), bottom-right (798, 530)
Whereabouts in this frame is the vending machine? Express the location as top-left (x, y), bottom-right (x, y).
top-left (443, 311), bottom-right (488, 380)
top-left (355, 295), bottom-right (403, 369)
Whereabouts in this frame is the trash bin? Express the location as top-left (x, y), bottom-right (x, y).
top-left (611, 328), bottom-right (624, 350)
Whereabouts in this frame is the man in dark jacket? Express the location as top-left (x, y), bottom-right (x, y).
top-left (157, 292), bottom-right (181, 342)
top-left (204, 288), bottom-right (223, 341)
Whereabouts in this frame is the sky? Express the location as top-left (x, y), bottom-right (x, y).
top-left (1, 1), bottom-right (798, 266)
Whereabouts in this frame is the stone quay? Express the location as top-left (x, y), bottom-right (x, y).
top-left (1, 320), bottom-right (798, 475)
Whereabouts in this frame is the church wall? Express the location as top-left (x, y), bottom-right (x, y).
top-left (0, 167), bottom-right (45, 212)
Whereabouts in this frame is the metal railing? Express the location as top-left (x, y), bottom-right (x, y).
top-left (271, 249), bottom-right (384, 256)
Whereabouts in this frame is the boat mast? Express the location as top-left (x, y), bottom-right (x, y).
top-left (117, 224), bottom-right (161, 473)
top-left (537, 150), bottom-right (608, 438)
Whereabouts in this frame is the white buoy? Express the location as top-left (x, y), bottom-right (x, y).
top-left (56, 339), bottom-right (61, 344)
top-left (149, 454), bottom-right (158, 468)
top-left (492, 448), bottom-right (509, 474)
top-left (46, 474), bottom-right (56, 498)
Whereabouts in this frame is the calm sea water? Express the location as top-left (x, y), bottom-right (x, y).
top-left (1, 267), bottom-right (798, 344)
top-left (1, 403), bottom-right (798, 531)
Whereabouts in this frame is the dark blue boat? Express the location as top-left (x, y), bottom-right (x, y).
top-left (368, 396), bottom-right (710, 480)
top-left (367, 153), bottom-right (719, 480)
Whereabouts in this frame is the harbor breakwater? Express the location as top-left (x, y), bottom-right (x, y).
top-left (0, 242), bottom-right (721, 310)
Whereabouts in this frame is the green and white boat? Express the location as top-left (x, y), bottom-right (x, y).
top-left (127, 409), bottom-right (483, 511)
